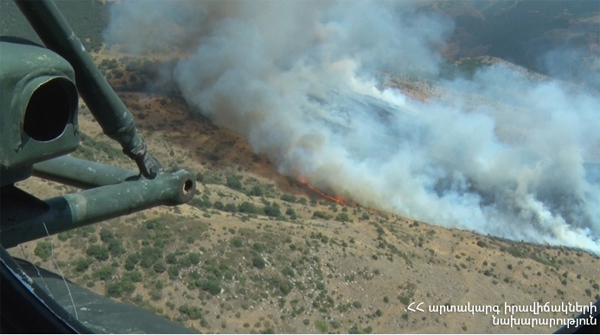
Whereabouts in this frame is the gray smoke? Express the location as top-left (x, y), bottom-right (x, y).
top-left (104, 0), bottom-right (600, 254)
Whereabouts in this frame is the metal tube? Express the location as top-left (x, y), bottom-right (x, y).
top-left (33, 156), bottom-right (139, 189)
top-left (14, 0), bottom-right (160, 178)
top-left (1, 170), bottom-right (195, 248)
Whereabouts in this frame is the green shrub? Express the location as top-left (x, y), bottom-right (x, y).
top-left (106, 282), bottom-right (123, 297)
top-left (74, 257), bottom-right (94, 272)
top-left (180, 305), bottom-right (203, 320)
top-left (86, 245), bottom-right (109, 261)
top-left (253, 243), bottom-right (266, 252)
top-left (280, 281), bottom-right (292, 295)
top-left (93, 266), bottom-right (115, 280)
top-left (168, 265), bottom-right (180, 279)
top-left (224, 203), bottom-right (237, 213)
top-left (123, 271), bottom-right (143, 283)
top-left (312, 211), bottom-right (329, 220)
top-left (226, 176), bottom-right (243, 190)
top-left (249, 185), bottom-right (263, 196)
top-left (125, 253), bottom-right (140, 270)
top-left (263, 205), bottom-right (281, 217)
top-left (280, 194), bottom-right (297, 203)
top-left (231, 237), bottom-right (243, 248)
top-left (315, 320), bottom-right (328, 333)
top-left (335, 212), bottom-right (350, 222)
top-left (200, 280), bottom-right (221, 295)
top-left (282, 267), bottom-right (295, 277)
top-left (398, 296), bottom-right (410, 305)
top-left (253, 257), bottom-right (266, 269)
top-left (154, 261), bottom-right (167, 273)
top-left (239, 201), bottom-right (261, 214)
top-left (213, 201), bottom-right (224, 210)
top-left (139, 247), bottom-right (162, 268)
top-left (34, 241), bottom-right (52, 261)
top-left (100, 228), bottom-right (114, 242)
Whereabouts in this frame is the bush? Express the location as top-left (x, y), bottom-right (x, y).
top-left (286, 208), bottom-right (296, 216)
top-left (226, 176), bottom-right (242, 190)
top-left (224, 203), bottom-right (237, 213)
top-left (100, 228), bottom-right (114, 242)
top-left (280, 281), bottom-right (292, 295)
top-left (231, 237), bottom-right (243, 248)
top-left (93, 266), bottom-right (115, 280)
top-left (253, 243), bottom-right (266, 252)
top-left (398, 296), bottom-right (410, 305)
top-left (34, 241), bottom-right (52, 261)
top-left (335, 212), bottom-right (350, 222)
top-left (280, 194), bottom-right (297, 203)
top-left (180, 305), bottom-right (203, 320)
top-left (74, 257), bottom-right (94, 272)
top-left (188, 253), bottom-right (201, 265)
top-left (249, 185), bottom-right (263, 196)
top-left (200, 280), bottom-right (221, 295)
top-left (125, 253), bottom-right (140, 270)
top-left (477, 240), bottom-right (488, 248)
top-left (253, 257), bottom-right (266, 269)
top-left (123, 271), bottom-right (143, 283)
top-left (168, 265), bottom-right (180, 278)
top-left (315, 320), bottom-right (328, 333)
top-left (86, 245), bottom-right (109, 261)
top-left (108, 238), bottom-right (125, 257)
top-left (312, 211), bottom-right (329, 220)
top-left (106, 282), bottom-right (123, 297)
top-left (213, 201), bottom-right (224, 210)
top-left (140, 247), bottom-right (162, 268)
top-left (154, 261), bottom-right (167, 273)
top-left (282, 267), bottom-right (295, 277)
top-left (239, 201), bottom-right (261, 214)
top-left (263, 205), bottom-right (281, 217)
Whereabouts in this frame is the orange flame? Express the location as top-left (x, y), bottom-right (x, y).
top-left (295, 173), bottom-right (355, 207)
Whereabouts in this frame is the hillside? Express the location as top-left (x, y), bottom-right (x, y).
top-left (3, 0), bottom-right (599, 333)
top-left (10, 53), bottom-right (600, 334)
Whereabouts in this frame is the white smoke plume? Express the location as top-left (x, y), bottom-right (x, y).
top-left (104, 0), bottom-right (600, 254)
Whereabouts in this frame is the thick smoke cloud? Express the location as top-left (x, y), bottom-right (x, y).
top-left (104, 0), bottom-right (600, 254)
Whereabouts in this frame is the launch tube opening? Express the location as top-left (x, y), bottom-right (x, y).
top-left (23, 77), bottom-right (77, 142)
top-left (183, 179), bottom-right (194, 195)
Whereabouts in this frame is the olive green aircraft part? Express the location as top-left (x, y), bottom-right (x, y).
top-left (14, 0), bottom-right (161, 178)
top-left (0, 169), bottom-right (195, 248)
top-left (33, 156), bottom-right (139, 189)
top-left (0, 40), bottom-right (79, 187)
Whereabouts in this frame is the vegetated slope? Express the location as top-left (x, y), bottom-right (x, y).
top-left (10, 54), bottom-right (600, 334)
